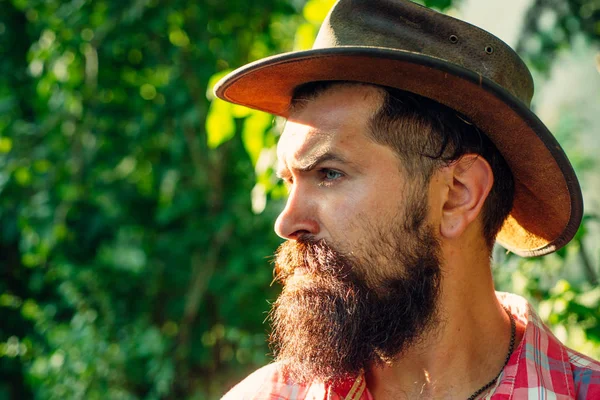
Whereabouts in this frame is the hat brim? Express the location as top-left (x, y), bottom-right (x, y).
top-left (215, 47), bottom-right (583, 257)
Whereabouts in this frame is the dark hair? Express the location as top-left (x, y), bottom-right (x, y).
top-left (290, 81), bottom-right (515, 250)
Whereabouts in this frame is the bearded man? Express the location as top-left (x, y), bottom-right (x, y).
top-left (215, 0), bottom-right (600, 399)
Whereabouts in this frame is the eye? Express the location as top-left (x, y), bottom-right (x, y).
top-left (325, 169), bottom-right (342, 180)
top-left (319, 168), bottom-right (344, 185)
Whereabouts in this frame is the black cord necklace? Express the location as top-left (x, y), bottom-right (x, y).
top-left (466, 307), bottom-right (516, 400)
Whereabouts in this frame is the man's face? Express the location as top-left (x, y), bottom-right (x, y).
top-left (270, 84), bottom-right (442, 383)
top-left (275, 84), bottom-right (427, 285)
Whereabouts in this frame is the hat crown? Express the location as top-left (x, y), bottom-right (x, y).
top-left (314, 0), bottom-right (534, 104)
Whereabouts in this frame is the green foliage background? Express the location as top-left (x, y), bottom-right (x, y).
top-left (0, 0), bottom-right (598, 399)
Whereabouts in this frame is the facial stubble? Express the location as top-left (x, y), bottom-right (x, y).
top-left (269, 194), bottom-right (442, 384)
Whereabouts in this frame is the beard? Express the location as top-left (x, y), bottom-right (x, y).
top-left (268, 195), bottom-right (442, 384)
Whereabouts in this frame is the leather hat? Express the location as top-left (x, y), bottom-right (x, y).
top-left (214, 0), bottom-right (583, 257)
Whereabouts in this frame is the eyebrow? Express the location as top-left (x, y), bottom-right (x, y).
top-left (276, 151), bottom-right (348, 178)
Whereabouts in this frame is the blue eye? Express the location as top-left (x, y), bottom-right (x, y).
top-left (322, 169), bottom-right (343, 182)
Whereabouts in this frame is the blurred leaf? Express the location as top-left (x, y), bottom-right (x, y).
top-left (243, 111), bottom-right (272, 166)
top-left (424, 0), bottom-right (453, 10)
top-left (206, 98), bottom-right (236, 149)
top-left (303, 0), bottom-right (336, 24)
top-left (294, 22), bottom-right (317, 50)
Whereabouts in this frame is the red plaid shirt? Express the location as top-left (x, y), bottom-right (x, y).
top-left (222, 292), bottom-right (600, 399)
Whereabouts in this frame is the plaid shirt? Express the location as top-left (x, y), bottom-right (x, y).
top-left (222, 292), bottom-right (600, 399)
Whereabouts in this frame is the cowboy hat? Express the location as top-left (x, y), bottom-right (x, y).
top-left (214, 0), bottom-right (583, 257)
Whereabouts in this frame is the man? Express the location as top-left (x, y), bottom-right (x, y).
top-left (215, 0), bottom-right (600, 398)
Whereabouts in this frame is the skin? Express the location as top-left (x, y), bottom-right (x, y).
top-left (275, 84), bottom-right (525, 399)
top-left (276, 86), bottom-right (418, 284)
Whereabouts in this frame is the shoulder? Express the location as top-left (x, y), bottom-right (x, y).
top-left (566, 347), bottom-right (600, 398)
top-left (221, 363), bottom-right (281, 400)
top-left (221, 362), bottom-right (313, 400)
top-left (500, 293), bottom-right (600, 398)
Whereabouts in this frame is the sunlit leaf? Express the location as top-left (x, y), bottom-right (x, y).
top-left (168, 28), bottom-right (190, 48)
top-left (576, 288), bottom-right (600, 308)
top-left (303, 0), bottom-right (336, 24)
top-left (243, 111), bottom-right (272, 166)
top-left (0, 137), bottom-right (12, 153)
top-left (294, 23), bottom-right (316, 50)
top-left (206, 98), bottom-right (236, 148)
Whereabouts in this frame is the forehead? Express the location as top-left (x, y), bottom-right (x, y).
top-left (277, 85), bottom-right (384, 160)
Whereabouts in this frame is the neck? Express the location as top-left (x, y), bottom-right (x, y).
top-left (366, 246), bottom-right (524, 400)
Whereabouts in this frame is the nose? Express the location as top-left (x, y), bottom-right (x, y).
top-left (274, 185), bottom-right (320, 240)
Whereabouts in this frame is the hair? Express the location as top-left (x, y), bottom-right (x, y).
top-left (289, 81), bottom-right (515, 250)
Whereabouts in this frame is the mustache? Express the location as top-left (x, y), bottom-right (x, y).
top-left (273, 238), bottom-right (355, 283)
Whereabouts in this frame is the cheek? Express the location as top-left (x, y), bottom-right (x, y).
top-left (320, 184), bottom-right (398, 246)
top-left (317, 189), bottom-right (367, 243)
top-left (322, 191), bottom-right (364, 225)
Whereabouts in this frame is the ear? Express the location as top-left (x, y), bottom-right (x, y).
top-left (440, 154), bottom-right (493, 239)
